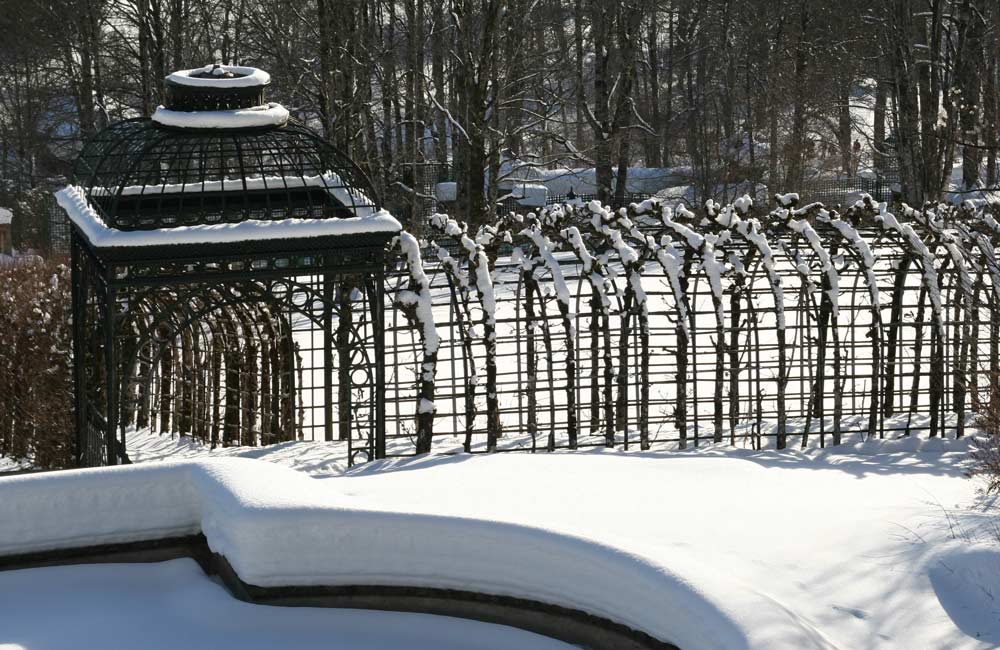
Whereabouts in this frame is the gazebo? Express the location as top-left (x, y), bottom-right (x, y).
top-left (57, 63), bottom-right (400, 467)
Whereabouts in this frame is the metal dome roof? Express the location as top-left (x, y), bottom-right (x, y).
top-left (71, 67), bottom-right (380, 233)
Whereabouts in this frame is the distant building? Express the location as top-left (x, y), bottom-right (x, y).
top-left (0, 208), bottom-right (12, 256)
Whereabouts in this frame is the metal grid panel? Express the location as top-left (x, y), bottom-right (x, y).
top-left (383, 201), bottom-right (999, 457)
top-left (73, 120), bottom-right (378, 231)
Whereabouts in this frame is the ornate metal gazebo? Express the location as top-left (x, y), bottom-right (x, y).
top-left (58, 63), bottom-right (400, 467)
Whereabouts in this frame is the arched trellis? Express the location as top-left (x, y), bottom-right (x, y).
top-left (382, 196), bottom-right (1000, 459)
top-left (70, 234), bottom-right (392, 467)
top-left (63, 64), bottom-right (401, 468)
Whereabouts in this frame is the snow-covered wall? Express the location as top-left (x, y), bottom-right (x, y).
top-left (0, 458), bottom-right (834, 650)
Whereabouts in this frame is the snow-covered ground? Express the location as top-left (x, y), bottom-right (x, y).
top-left (336, 442), bottom-right (1000, 649)
top-left (0, 560), bottom-right (574, 650)
top-left (4, 427), bottom-right (997, 649)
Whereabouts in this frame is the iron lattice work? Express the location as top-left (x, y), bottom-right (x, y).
top-left (380, 198), bottom-right (1000, 456)
top-left (71, 239), bottom-right (387, 466)
top-left (73, 119), bottom-right (377, 230)
top-left (66, 64), bottom-right (396, 467)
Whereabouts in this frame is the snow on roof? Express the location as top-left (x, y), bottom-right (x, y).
top-left (511, 183), bottom-right (547, 207)
top-left (166, 65), bottom-right (270, 88)
top-left (56, 185), bottom-right (401, 249)
top-left (0, 207), bottom-right (11, 225)
top-left (435, 182), bottom-right (457, 202)
top-left (152, 102), bottom-right (289, 129)
top-left (89, 173), bottom-right (349, 198)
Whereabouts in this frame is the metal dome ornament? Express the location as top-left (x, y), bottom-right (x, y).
top-left (58, 64), bottom-right (400, 467)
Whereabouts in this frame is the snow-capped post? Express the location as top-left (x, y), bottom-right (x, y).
top-left (824, 200), bottom-right (882, 439)
top-left (428, 225), bottom-right (478, 450)
top-left (785, 198), bottom-right (840, 447)
top-left (394, 232), bottom-right (440, 454)
top-left (429, 213), bottom-right (500, 452)
top-left (639, 204), bottom-right (692, 448)
top-left (508, 214), bottom-right (558, 452)
top-left (551, 204), bottom-right (615, 446)
top-left (512, 245), bottom-right (543, 452)
top-left (963, 211), bottom-right (1000, 415)
top-left (522, 211), bottom-right (579, 449)
top-left (619, 200), bottom-right (674, 450)
top-left (663, 203), bottom-right (730, 445)
top-left (868, 198), bottom-right (946, 437)
top-left (718, 196), bottom-right (757, 445)
top-left (574, 201), bottom-right (646, 448)
top-left (702, 199), bottom-right (741, 445)
top-left (904, 203), bottom-right (975, 439)
top-left (730, 209), bottom-right (789, 446)
top-left (770, 193), bottom-right (842, 447)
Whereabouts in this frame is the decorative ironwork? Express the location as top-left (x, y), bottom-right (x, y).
top-left (380, 197), bottom-right (999, 457)
top-left (66, 65), bottom-right (394, 467)
top-left (73, 120), bottom-right (378, 231)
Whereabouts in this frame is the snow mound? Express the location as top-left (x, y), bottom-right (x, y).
top-left (927, 544), bottom-right (1000, 645)
top-left (0, 458), bottom-right (833, 650)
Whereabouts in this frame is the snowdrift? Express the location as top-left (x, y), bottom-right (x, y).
top-left (0, 458), bottom-right (834, 650)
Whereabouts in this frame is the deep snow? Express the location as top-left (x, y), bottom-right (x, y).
top-left (334, 443), bottom-right (1000, 650)
top-left (4, 433), bottom-right (998, 649)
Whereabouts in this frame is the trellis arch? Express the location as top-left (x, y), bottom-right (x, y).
top-left (382, 196), bottom-right (1000, 459)
top-left (64, 63), bottom-right (399, 468)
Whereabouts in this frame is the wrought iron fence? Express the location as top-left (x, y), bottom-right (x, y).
top-left (14, 195), bottom-right (994, 468)
top-left (378, 198), bottom-right (998, 459)
top-left (799, 175), bottom-right (897, 206)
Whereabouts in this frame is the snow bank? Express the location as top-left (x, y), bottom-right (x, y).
top-left (0, 461), bottom-right (201, 555)
top-left (56, 185), bottom-right (401, 248)
top-left (501, 163), bottom-right (691, 196)
top-left (0, 457), bottom-right (810, 650)
top-left (926, 543), bottom-right (1000, 642)
top-left (338, 448), bottom-right (991, 649)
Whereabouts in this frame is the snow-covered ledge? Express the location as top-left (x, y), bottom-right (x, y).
top-left (166, 65), bottom-right (270, 88)
top-left (55, 185), bottom-right (401, 249)
top-left (152, 102), bottom-right (289, 129)
top-left (0, 458), bottom-right (836, 650)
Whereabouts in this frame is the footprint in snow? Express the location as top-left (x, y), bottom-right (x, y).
top-left (832, 605), bottom-right (870, 620)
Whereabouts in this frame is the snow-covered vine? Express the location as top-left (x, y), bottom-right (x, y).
top-left (394, 232), bottom-right (440, 453)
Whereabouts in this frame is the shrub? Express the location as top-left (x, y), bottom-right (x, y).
top-left (970, 385), bottom-right (1000, 495)
top-left (0, 259), bottom-right (74, 469)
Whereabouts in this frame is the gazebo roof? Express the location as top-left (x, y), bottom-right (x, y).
top-left (61, 64), bottom-right (399, 255)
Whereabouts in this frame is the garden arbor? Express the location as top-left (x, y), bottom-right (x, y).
top-left (59, 64), bottom-right (400, 467)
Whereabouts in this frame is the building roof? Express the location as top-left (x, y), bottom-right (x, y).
top-left (0, 207), bottom-right (11, 225)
